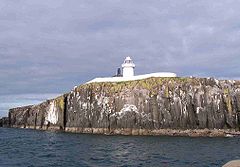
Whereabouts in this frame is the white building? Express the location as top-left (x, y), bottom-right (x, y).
top-left (122, 56), bottom-right (135, 77)
top-left (87, 57), bottom-right (177, 83)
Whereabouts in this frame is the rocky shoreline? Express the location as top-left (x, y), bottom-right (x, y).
top-left (0, 117), bottom-right (9, 127)
top-left (3, 125), bottom-right (240, 137)
top-left (64, 128), bottom-right (240, 137)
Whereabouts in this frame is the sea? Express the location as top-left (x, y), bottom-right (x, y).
top-left (0, 128), bottom-right (239, 167)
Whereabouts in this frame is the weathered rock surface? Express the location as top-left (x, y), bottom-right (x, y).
top-left (7, 77), bottom-right (240, 136)
top-left (0, 117), bottom-right (9, 127)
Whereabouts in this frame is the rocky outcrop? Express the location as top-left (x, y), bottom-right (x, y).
top-left (9, 96), bottom-right (66, 130)
top-left (7, 77), bottom-right (240, 136)
top-left (0, 117), bottom-right (9, 127)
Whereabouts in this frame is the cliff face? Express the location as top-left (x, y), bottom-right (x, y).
top-left (0, 117), bottom-right (9, 127)
top-left (8, 77), bottom-right (240, 135)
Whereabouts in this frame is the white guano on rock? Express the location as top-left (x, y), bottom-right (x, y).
top-left (45, 101), bottom-right (58, 125)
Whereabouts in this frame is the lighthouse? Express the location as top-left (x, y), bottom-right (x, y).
top-left (122, 56), bottom-right (135, 77)
top-left (87, 56), bottom-right (177, 84)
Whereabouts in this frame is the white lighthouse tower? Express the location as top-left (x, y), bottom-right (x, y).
top-left (87, 56), bottom-right (177, 84)
top-left (122, 56), bottom-right (135, 77)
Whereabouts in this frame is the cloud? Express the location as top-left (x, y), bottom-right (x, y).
top-left (0, 0), bottom-right (240, 96)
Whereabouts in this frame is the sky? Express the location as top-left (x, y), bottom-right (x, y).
top-left (1, 0), bottom-right (240, 116)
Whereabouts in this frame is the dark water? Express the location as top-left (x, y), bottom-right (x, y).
top-left (0, 128), bottom-right (239, 167)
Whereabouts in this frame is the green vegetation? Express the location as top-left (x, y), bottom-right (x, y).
top-left (75, 77), bottom-right (200, 96)
top-left (55, 96), bottom-right (65, 112)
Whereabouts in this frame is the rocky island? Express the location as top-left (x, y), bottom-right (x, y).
top-left (3, 76), bottom-right (240, 137)
top-left (2, 57), bottom-right (240, 137)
